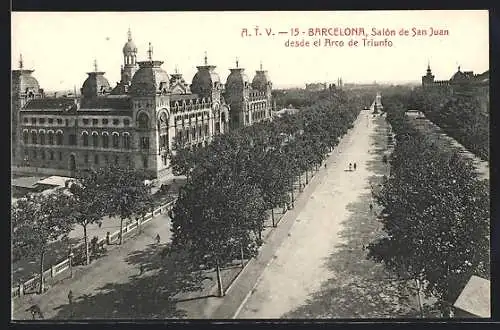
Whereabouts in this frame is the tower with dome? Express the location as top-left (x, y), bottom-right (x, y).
top-left (11, 29), bottom-right (274, 180)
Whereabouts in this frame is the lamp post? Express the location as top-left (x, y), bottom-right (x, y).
top-left (68, 245), bottom-right (74, 278)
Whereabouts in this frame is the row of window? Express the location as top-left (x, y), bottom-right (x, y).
top-left (23, 131), bottom-right (135, 149)
top-left (23, 117), bottom-right (131, 126)
top-left (24, 149), bottom-right (64, 161)
top-left (253, 109), bottom-right (267, 122)
top-left (248, 102), bottom-right (267, 111)
top-left (176, 124), bottom-right (210, 144)
top-left (23, 149), bottom-right (149, 168)
top-left (24, 117), bottom-right (65, 125)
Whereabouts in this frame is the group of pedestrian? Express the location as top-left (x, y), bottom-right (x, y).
top-left (348, 162), bottom-right (357, 171)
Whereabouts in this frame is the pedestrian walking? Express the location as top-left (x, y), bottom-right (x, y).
top-left (369, 203), bottom-right (373, 212)
top-left (155, 234), bottom-right (161, 245)
top-left (26, 305), bottom-right (43, 319)
top-left (68, 290), bottom-right (73, 305)
top-left (106, 232), bottom-right (110, 245)
top-left (324, 163), bottom-right (327, 168)
top-left (349, 163), bottom-right (352, 171)
top-left (139, 264), bottom-right (144, 276)
top-left (354, 163), bottom-right (357, 171)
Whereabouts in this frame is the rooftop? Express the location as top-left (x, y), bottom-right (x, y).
top-left (453, 275), bottom-right (490, 318)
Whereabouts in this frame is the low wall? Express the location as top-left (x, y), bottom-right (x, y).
top-left (11, 200), bottom-right (175, 298)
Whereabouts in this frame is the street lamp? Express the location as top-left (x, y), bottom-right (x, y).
top-left (68, 245), bottom-right (74, 278)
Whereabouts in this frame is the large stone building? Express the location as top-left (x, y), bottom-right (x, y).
top-left (421, 63), bottom-right (489, 113)
top-left (422, 64), bottom-right (489, 96)
top-left (11, 29), bottom-right (273, 180)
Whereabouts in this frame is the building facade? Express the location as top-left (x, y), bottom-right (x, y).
top-left (421, 63), bottom-right (489, 113)
top-left (12, 30), bottom-right (273, 180)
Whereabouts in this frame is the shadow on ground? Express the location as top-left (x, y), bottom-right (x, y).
top-left (48, 240), bottom-right (247, 319)
top-left (283, 116), bottom-right (424, 319)
top-left (49, 243), bottom-right (208, 319)
top-left (13, 237), bottom-right (82, 284)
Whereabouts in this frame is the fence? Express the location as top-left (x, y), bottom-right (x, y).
top-left (11, 200), bottom-right (176, 298)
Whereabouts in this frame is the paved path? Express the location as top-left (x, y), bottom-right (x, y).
top-left (12, 178), bottom-right (183, 284)
top-left (206, 110), bottom-right (390, 319)
top-left (232, 110), bottom-right (374, 318)
top-left (12, 213), bottom-right (173, 320)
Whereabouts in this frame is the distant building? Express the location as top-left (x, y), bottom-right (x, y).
top-left (305, 82), bottom-right (327, 92)
top-left (306, 78), bottom-right (342, 92)
top-left (273, 106), bottom-right (299, 118)
top-left (421, 63), bottom-right (489, 112)
top-left (11, 29), bottom-right (273, 180)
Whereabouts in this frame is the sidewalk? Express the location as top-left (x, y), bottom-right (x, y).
top-left (12, 178), bottom-right (183, 285)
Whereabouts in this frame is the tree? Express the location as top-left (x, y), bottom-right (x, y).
top-left (66, 170), bottom-right (107, 265)
top-left (101, 166), bottom-right (152, 245)
top-left (169, 137), bottom-right (206, 178)
top-left (12, 191), bottom-right (74, 293)
top-left (368, 95), bottom-right (490, 315)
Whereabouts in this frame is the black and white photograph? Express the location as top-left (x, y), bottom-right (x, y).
top-left (10, 10), bottom-right (490, 320)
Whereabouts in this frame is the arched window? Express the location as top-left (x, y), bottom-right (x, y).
top-left (102, 133), bottom-right (109, 148)
top-left (123, 133), bottom-right (131, 149)
top-left (31, 131), bottom-right (37, 144)
top-left (23, 131), bottom-right (29, 144)
top-left (137, 112), bottom-right (149, 129)
top-left (159, 112), bottom-right (168, 127)
top-left (39, 132), bottom-right (45, 145)
top-left (141, 137), bottom-right (150, 150)
top-left (112, 133), bottom-right (119, 148)
top-left (82, 132), bottom-right (89, 146)
top-left (92, 132), bottom-right (99, 147)
top-left (48, 132), bottom-right (54, 145)
top-left (56, 132), bottom-right (63, 145)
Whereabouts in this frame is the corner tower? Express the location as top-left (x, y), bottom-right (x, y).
top-left (225, 57), bottom-right (251, 129)
top-left (11, 54), bottom-right (43, 161)
top-left (422, 61), bottom-right (435, 88)
top-left (129, 42), bottom-right (172, 179)
top-left (121, 28), bottom-right (138, 85)
top-left (190, 52), bottom-right (222, 101)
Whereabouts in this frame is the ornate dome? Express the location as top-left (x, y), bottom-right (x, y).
top-left (252, 63), bottom-right (271, 91)
top-left (252, 71), bottom-right (271, 91)
top-left (14, 70), bottom-right (41, 93)
top-left (450, 67), bottom-right (473, 82)
top-left (123, 40), bottom-right (137, 54)
top-left (12, 55), bottom-right (41, 94)
top-left (191, 66), bottom-right (220, 96)
top-left (123, 29), bottom-right (138, 54)
top-left (129, 60), bottom-right (170, 96)
top-left (226, 68), bottom-right (250, 89)
top-left (81, 72), bottom-right (111, 98)
top-left (451, 71), bottom-right (466, 81)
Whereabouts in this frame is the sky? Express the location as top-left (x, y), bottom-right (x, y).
top-left (12, 10), bottom-right (489, 91)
